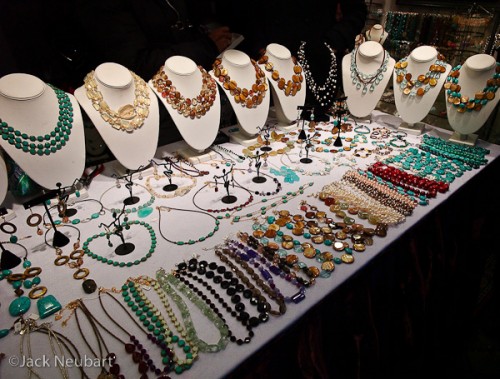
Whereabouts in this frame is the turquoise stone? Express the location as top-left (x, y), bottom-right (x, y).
top-left (0, 329), bottom-right (9, 338)
top-left (9, 296), bottom-right (31, 317)
top-left (37, 295), bottom-right (62, 319)
top-left (138, 206), bottom-right (154, 218)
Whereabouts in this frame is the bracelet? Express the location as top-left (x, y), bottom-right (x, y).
top-left (145, 172), bottom-right (197, 199)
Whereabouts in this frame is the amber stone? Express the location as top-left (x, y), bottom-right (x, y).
top-left (444, 82), bottom-right (451, 89)
top-left (307, 266), bottom-right (320, 278)
top-left (311, 235), bottom-right (325, 244)
top-left (267, 242), bottom-right (280, 251)
top-left (246, 99), bottom-right (253, 108)
top-left (309, 226), bottom-right (321, 235)
top-left (303, 247), bottom-right (316, 259)
top-left (293, 214), bottom-right (304, 222)
top-left (291, 86), bottom-right (298, 96)
top-left (306, 220), bottom-right (318, 228)
top-left (353, 243), bottom-right (366, 252)
top-left (279, 210), bottom-right (290, 217)
top-left (364, 237), bottom-right (374, 246)
top-left (447, 96), bottom-right (455, 103)
top-left (316, 211), bottom-right (326, 219)
top-left (278, 78), bottom-right (285, 89)
top-left (321, 251), bottom-right (334, 261)
top-left (265, 229), bottom-right (277, 238)
top-left (403, 88), bottom-right (411, 95)
top-left (294, 221), bottom-right (306, 229)
top-left (292, 227), bottom-right (304, 236)
top-left (294, 65), bottom-right (302, 74)
top-left (333, 241), bottom-right (345, 252)
top-left (253, 230), bottom-right (265, 238)
top-left (400, 61), bottom-right (408, 68)
top-left (405, 73), bottom-right (412, 81)
top-left (486, 92), bottom-right (495, 100)
top-left (304, 211), bottom-right (315, 219)
top-left (335, 231), bottom-right (347, 240)
top-left (276, 218), bottom-right (289, 227)
top-left (341, 254), bottom-right (354, 264)
top-left (282, 241), bottom-right (294, 250)
top-left (321, 227), bottom-right (332, 234)
top-left (282, 235), bottom-right (294, 242)
top-left (285, 254), bottom-right (299, 264)
top-left (396, 74), bottom-right (404, 83)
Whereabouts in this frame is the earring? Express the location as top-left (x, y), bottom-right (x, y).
top-left (1, 217), bottom-right (18, 243)
top-left (26, 209), bottom-right (44, 236)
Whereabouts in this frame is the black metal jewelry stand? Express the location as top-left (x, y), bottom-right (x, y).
top-left (257, 124), bottom-right (273, 152)
top-left (299, 133), bottom-right (314, 164)
top-left (115, 166), bottom-right (146, 206)
top-left (100, 207), bottom-right (135, 256)
top-left (329, 96), bottom-right (349, 148)
top-left (215, 165), bottom-right (237, 204)
top-left (152, 160), bottom-right (178, 192)
top-left (251, 150), bottom-right (268, 184)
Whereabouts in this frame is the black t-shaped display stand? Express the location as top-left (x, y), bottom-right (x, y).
top-left (215, 166), bottom-right (237, 204)
top-left (100, 207), bottom-right (135, 256)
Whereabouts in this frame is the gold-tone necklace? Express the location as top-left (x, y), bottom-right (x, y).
top-left (84, 70), bottom-right (150, 132)
top-left (151, 65), bottom-right (217, 119)
top-left (212, 58), bottom-right (267, 108)
top-left (257, 55), bottom-right (303, 96)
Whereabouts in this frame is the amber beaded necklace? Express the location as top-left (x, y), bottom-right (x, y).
top-left (151, 65), bottom-right (217, 119)
top-left (257, 55), bottom-right (303, 96)
top-left (212, 58), bottom-right (267, 108)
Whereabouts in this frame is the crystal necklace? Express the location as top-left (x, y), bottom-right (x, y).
top-left (350, 47), bottom-right (390, 94)
top-left (297, 41), bottom-right (338, 107)
top-left (257, 54), bottom-right (303, 96)
top-left (212, 58), bottom-right (267, 108)
top-left (394, 53), bottom-right (447, 97)
top-left (84, 70), bottom-right (150, 132)
top-left (445, 62), bottom-right (500, 113)
top-left (151, 65), bottom-right (217, 119)
top-left (0, 84), bottom-right (73, 156)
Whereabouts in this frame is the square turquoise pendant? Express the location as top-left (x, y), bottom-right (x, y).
top-left (37, 294), bottom-right (62, 319)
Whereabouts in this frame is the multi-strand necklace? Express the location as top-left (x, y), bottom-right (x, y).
top-left (257, 55), bottom-right (303, 96)
top-left (151, 65), bottom-right (217, 119)
top-left (445, 62), bottom-right (500, 113)
top-left (394, 53), bottom-right (447, 97)
top-left (350, 47), bottom-right (390, 94)
top-left (212, 58), bottom-right (267, 109)
top-left (297, 41), bottom-right (338, 107)
top-left (84, 70), bottom-right (150, 132)
top-left (1, 84), bottom-right (73, 156)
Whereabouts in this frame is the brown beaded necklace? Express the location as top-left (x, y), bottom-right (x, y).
top-left (151, 65), bottom-right (217, 119)
top-left (257, 55), bottom-right (303, 96)
top-left (212, 58), bottom-right (267, 108)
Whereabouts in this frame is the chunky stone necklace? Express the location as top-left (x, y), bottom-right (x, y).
top-left (445, 62), bottom-right (500, 113)
top-left (84, 70), bottom-right (150, 132)
top-left (350, 47), bottom-right (390, 94)
top-left (257, 54), bottom-right (303, 96)
top-left (212, 58), bottom-right (267, 108)
top-left (0, 84), bottom-right (73, 156)
top-left (151, 65), bottom-right (217, 119)
top-left (394, 53), bottom-right (447, 97)
top-left (297, 41), bottom-right (338, 107)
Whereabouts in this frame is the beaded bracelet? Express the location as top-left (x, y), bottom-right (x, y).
top-left (280, 153), bottom-right (332, 176)
top-left (43, 198), bottom-right (106, 226)
top-left (145, 172), bottom-right (197, 199)
top-left (99, 182), bottom-right (155, 217)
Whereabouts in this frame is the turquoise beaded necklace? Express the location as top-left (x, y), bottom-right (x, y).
top-left (0, 84), bottom-right (73, 156)
top-left (82, 220), bottom-right (156, 267)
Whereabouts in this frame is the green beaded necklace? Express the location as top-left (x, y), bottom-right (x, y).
top-left (156, 206), bottom-right (220, 246)
top-left (0, 84), bottom-right (73, 156)
top-left (122, 279), bottom-right (196, 373)
top-left (82, 220), bottom-right (156, 267)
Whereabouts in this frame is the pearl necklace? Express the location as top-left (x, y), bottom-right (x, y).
top-left (84, 70), bottom-right (150, 132)
top-left (297, 41), bottom-right (338, 107)
top-left (151, 65), bottom-right (217, 119)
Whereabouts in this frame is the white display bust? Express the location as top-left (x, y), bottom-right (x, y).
top-left (445, 53), bottom-right (500, 145)
top-left (0, 73), bottom-right (86, 189)
top-left (149, 56), bottom-right (220, 152)
top-left (258, 43), bottom-right (306, 126)
top-left (393, 45), bottom-right (451, 132)
top-left (211, 49), bottom-right (270, 140)
top-left (0, 151), bottom-right (8, 205)
top-left (365, 24), bottom-right (389, 45)
top-left (74, 62), bottom-right (159, 170)
top-left (343, 41), bottom-right (395, 118)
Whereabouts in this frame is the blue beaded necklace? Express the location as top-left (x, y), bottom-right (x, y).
top-left (0, 84), bottom-right (73, 156)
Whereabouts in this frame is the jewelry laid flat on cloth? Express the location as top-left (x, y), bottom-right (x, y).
top-left (0, 84), bottom-right (73, 156)
top-left (258, 54), bottom-right (303, 96)
top-left (445, 62), bottom-right (500, 113)
top-left (212, 58), bottom-right (267, 109)
top-left (297, 41), bottom-right (338, 107)
top-left (84, 70), bottom-right (150, 132)
top-left (151, 65), bottom-right (217, 119)
top-left (350, 47), bottom-right (390, 94)
top-left (394, 53), bottom-right (447, 97)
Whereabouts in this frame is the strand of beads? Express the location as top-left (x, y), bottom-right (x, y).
top-left (384, 147), bottom-right (470, 183)
top-left (419, 134), bottom-right (489, 168)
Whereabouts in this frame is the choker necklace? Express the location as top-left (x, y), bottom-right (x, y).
top-left (395, 53), bottom-right (447, 97)
top-left (445, 62), bottom-right (500, 113)
top-left (350, 47), bottom-right (390, 94)
top-left (297, 41), bottom-right (338, 107)
top-left (151, 65), bottom-right (217, 119)
top-left (257, 55), bottom-right (303, 96)
top-left (212, 58), bottom-right (267, 109)
top-left (84, 70), bottom-right (150, 132)
top-left (1, 84), bottom-right (73, 156)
